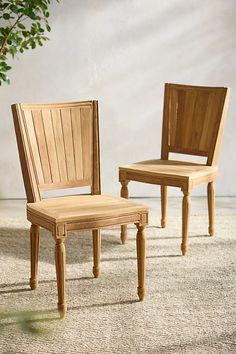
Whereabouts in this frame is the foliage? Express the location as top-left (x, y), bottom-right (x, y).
top-left (0, 0), bottom-right (59, 85)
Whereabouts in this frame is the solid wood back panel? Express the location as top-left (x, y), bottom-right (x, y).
top-left (12, 101), bottom-right (100, 202)
top-left (161, 84), bottom-right (229, 165)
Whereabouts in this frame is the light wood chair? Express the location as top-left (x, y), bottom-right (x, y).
top-left (12, 100), bottom-right (148, 317)
top-left (119, 83), bottom-right (230, 255)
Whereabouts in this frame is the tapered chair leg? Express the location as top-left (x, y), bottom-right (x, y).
top-left (30, 224), bottom-right (40, 290)
top-left (181, 191), bottom-right (190, 256)
top-left (136, 224), bottom-right (146, 301)
top-left (120, 180), bottom-right (129, 244)
top-left (92, 229), bottom-right (101, 278)
top-left (207, 182), bottom-right (215, 236)
top-left (55, 236), bottom-right (67, 318)
top-left (161, 185), bottom-right (167, 228)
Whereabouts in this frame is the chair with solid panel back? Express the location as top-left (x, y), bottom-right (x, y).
top-left (119, 83), bottom-right (230, 255)
top-left (12, 100), bottom-right (148, 317)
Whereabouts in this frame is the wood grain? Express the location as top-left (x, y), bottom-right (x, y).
top-left (12, 100), bottom-right (148, 317)
top-left (30, 224), bottom-right (40, 290)
top-left (207, 182), bottom-right (215, 236)
top-left (12, 101), bottom-right (95, 194)
top-left (119, 83), bottom-right (230, 255)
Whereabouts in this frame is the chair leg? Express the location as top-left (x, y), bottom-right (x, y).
top-left (161, 185), bottom-right (167, 228)
top-left (135, 224), bottom-right (146, 301)
top-left (92, 229), bottom-right (101, 278)
top-left (55, 235), bottom-right (67, 318)
top-left (30, 224), bottom-right (40, 290)
top-left (120, 180), bottom-right (129, 244)
top-left (207, 182), bottom-right (215, 236)
top-left (181, 191), bottom-right (190, 256)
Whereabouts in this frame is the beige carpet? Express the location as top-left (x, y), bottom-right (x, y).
top-left (0, 215), bottom-right (235, 354)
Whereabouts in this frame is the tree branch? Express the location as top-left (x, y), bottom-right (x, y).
top-left (0, 13), bottom-right (24, 57)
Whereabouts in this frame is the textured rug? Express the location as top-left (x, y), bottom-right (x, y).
top-left (0, 215), bottom-right (235, 354)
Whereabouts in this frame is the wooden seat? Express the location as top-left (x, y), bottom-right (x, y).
top-left (12, 100), bottom-right (148, 317)
top-left (119, 83), bottom-right (230, 255)
top-left (27, 195), bottom-right (147, 227)
top-left (120, 160), bottom-right (218, 187)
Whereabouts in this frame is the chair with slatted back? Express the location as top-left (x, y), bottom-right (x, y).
top-left (119, 83), bottom-right (230, 255)
top-left (12, 100), bottom-right (148, 317)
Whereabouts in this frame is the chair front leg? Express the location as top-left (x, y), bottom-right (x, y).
top-left (181, 190), bottom-right (191, 256)
top-left (161, 185), bottom-right (167, 228)
top-left (30, 224), bottom-right (40, 290)
top-left (120, 180), bottom-right (129, 244)
top-left (92, 229), bottom-right (101, 278)
top-left (207, 182), bottom-right (215, 236)
top-left (135, 223), bottom-right (146, 301)
top-left (54, 225), bottom-right (67, 318)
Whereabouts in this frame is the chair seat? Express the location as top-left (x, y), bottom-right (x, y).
top-left (27, 194), bottom-right (148, 231)
top-left (120, 159), bottom-right (217, 188)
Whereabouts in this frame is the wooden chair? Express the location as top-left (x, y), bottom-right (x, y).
top-left (12, 100), bottom-right (148, 317)
top-left (119, 83), bottom-right (230, 255)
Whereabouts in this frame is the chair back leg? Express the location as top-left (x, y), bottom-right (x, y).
top-left (161, 185), bottom-right (167, 228)
top-left (181, 191), bottom-right (191, 255)
top-left (120, 180), bottom-right (129, 244)
top-left (30, 224), bottom-right (40, 290)
top-left (92, 229), bottom-right (101, 278)
top-left (207, 182), bottom-right (215, 236)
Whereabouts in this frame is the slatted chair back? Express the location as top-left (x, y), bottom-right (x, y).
top-left (12, 101), bottom-right (100, 202)
top-left (161, 83), bottom-right (230, 165)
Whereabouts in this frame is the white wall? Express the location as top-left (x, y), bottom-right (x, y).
top-left (0, 0), bottom-right (235, 199)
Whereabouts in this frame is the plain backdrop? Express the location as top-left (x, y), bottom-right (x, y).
top-left (0, 0), bottom-right (235, 199)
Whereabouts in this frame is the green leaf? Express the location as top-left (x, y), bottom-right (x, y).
top-left (17, 23), bottom-right (26, 30)
top-left (9, 4), bottom-right (19, 13)
top-left (0, 72), bottom-right (10, 84)
top-left (46, 24), bottom-right (51, 32)
top-left (3, 13), bottom-right (11, 20)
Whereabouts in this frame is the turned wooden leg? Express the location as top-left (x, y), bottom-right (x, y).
top-left (120, 180), bottom-right (129, 244)
top-left (207, 182), bottom-right (215, 236)
top-left (161, 185), bottom-right (167, 228)
top-left (55, 232), bottom-right (67, 318)
top-left (135, 224), bottom-right (146, 301)
top-left (30, 224), bottom-right (40, 290)
top-left (181, 191), bottom-right (190, 256)
top-left (92, 229), bottom-right (101, 278)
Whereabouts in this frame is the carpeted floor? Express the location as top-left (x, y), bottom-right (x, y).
top-left (0, 215), bottom-right (235, 353)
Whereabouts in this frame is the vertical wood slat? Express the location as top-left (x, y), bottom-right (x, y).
top-left (182, 90), bottom-right (197, 148)
top-left (207, 88), bottom-right (229, 165)
top-left (92, 100), bottom-right (101, 194)
top-left (81, 107), bottom-right (92, 180)
top-left (71, 108), bottom-right (83, 180)
top-left (173, 89), bottom-right (186, 148)
top-left (12, 105), bottom-right (41, 202)
top-left (198, 91), bottom-right (217, 152)
top-left (61, 109), bottom-right (76, 181)
top-left (169, 88), bottom-right (178, 148)
top-left (23, 109), bottom-right (44, 184)
top-left (51, 109), bottom-right (68, 182)
top-left (42, 109), bottom-right (60, 182)
top-left (161, 83), bottom-right (170, 160)
top-left (32, 110), bottom-right (52, 183)
top-left (189, 91), bottom-right (210, 151)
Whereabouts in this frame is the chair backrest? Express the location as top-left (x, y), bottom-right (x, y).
top-left (161, 83), bottom-right (230, 165)
top-left (12, 101), bottom-right (100, 202)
